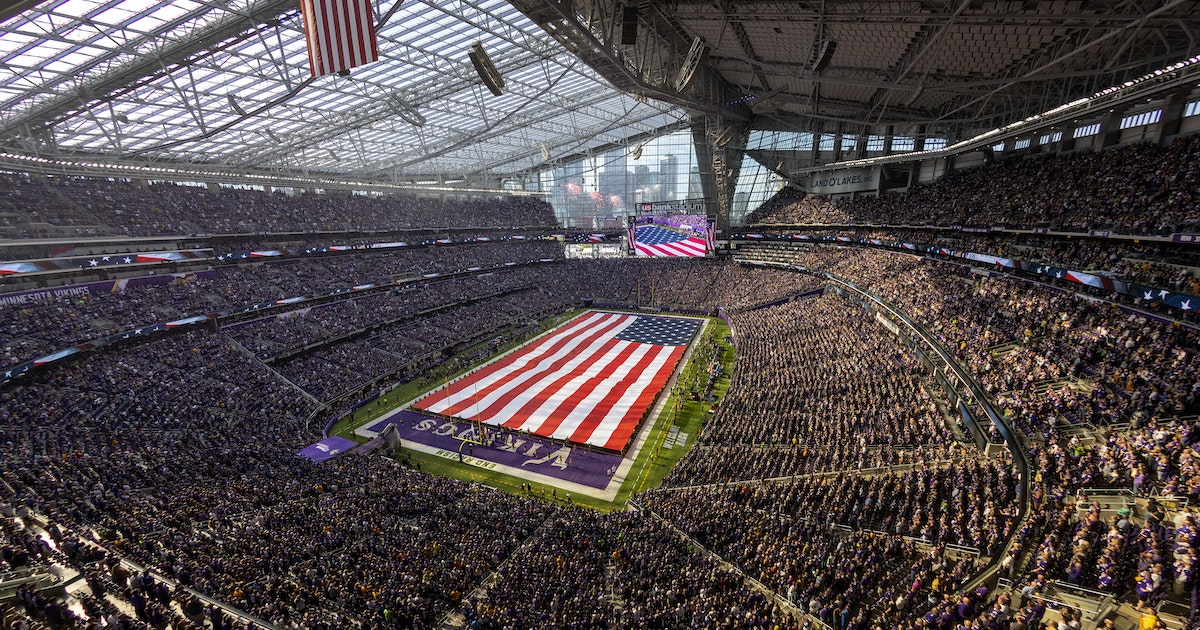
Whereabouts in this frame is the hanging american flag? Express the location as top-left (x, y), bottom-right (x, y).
top-left (413, 311), bottom-right (699, 451)
top-left (300, 0), bottom-right (380, 78)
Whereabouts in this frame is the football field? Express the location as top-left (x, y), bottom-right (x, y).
top-left (345, 311), bottom-right (728, 506)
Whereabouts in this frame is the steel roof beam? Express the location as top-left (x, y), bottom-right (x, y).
top-left (0, 0), bottom-right (298, 141)
top-left (508, 0), bottom-right (751, 122)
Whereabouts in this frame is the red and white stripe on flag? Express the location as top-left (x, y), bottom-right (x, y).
top-left (412, 312), bottom-right (687, 451)
top-left (634, 236), bottom-right (709, 258)
top-left (300, 0), bottom-right (380, 78)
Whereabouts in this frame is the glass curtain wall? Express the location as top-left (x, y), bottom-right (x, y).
top-left (731, 155), bottom-right (786, 226)
top-left (536, 130), bottom-right (700, 229)
top-left (731, 130), bottom-right (799, 226)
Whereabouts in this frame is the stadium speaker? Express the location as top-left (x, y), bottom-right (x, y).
top-left (389, 93), bottom-right (427, 127)
top-left (620, 5), bottom-right (639, 45)
top-left (227, 93), bottom-right (247, 116)
top-left (469, 41), bottom-right (505, 96)
top-left (810, 39), bottom-right (837, 73)
top-left (673, 37), bottom-right (710, 93)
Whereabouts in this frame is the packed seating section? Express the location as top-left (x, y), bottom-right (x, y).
top-left (0, 175), bottom-right (557, 237)
top-left (747, 136), bottom-right (1200, 235)
top-left (4, 135), bottom-right (1200, 627)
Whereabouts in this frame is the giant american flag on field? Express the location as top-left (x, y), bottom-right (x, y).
top-left (412, 311), bottom-right (700, 450)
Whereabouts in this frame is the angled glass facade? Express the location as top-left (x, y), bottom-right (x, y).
top-left (536, 129), bottom-right (700, 229)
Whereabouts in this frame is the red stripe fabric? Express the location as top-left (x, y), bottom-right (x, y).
top-left (410, 311), bottom-right (692, 450)
top-left (601, 345), bottom-right (686, 449)
top-left (443, 317), bottom-right (627, 419)
top-left (300, 0), bottom-right (379, 78)
top-left (490, 336), bottom-right (628, 429)
top-left (413, 312), bottom-right (609, 411)
top-left (564, 344), bottom-right (665, 446)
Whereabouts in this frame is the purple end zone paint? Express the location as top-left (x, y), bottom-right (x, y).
top-left (367, 409), bottom-right (624, 489)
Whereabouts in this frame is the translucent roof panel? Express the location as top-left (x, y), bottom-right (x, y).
top-left (0, 0), bottom-right (689, 178)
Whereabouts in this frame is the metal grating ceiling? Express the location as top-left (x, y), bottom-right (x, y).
top-left (0, 0), bottom-right (1198, 185)
top-left (653, 0), bottom-right (1200, 137)
top-left (0, 0), bottom-right (688, 180)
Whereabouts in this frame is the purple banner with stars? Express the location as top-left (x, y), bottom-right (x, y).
top-left (364, 409), bottom-right (624, 489)
top-left (298, 436), bottom-right (359, 462)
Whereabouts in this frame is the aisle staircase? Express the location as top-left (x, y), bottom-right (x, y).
top-left (1024, 581), bottom-right (1116, 630)
top-left (1032, 377), bottom-right (1095, 396)
top-left (0, 565), bottom-right (61, 600)
top-left (988, 340), bottom-right (1023, 361)
top-left (604, 559), bottom-right (625, 627)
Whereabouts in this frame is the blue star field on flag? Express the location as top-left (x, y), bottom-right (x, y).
top-left (614, 315), bottom-right (700, 346)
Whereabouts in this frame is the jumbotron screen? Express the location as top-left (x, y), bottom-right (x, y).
top-left (627, 214), bottom-right (714, 258)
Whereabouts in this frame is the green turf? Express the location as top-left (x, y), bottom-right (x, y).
top-left (332, 312), bottom-right (737, 511)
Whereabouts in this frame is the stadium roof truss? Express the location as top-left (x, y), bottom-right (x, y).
top-left (0, 0), bottom-right (1197, 212)
top-left (0, 0), bottom-right (689, 181)
top-left (672, 0), bottom-right (1200, 131)
top-left (511, 0), bottom-right (1200, 158)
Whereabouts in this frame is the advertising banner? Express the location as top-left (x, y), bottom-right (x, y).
top-left (806, 167), bottom-right (877, 195)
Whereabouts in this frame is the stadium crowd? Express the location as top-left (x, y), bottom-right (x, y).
top-left (747, 243), bottom-right (1200, 609)
top-left (665, 295), bottom-right (961, 486)
top-left (780, 229), bottom-right (1199, 294)
top-left (536, 258), bottom-right (825, 313)
top-left (0, 241), bottom-right (562, 367)
top-left (747, 136), bottom-right (1200, 234)
top-left (469, 508), bottom-right (797, 629)
top-left (0, 174), bottom-right (557, 237)
top-left (0, 252), bottom-right (1018, 630)
top-left (640, 460), bottom-right (1013, 628)
top-left (4, 132), bottom-right (1200, 628)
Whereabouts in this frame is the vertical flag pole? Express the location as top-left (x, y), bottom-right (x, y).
top-left (473, 380), bottom-right (484, 442)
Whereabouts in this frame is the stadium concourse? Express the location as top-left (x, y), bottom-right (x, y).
top-left (0, 151), bottom-right (1197, 630)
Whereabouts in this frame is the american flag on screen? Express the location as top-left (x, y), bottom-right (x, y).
top-left (413, 311), bottom-right (699, 450)
top-left (300, 0), bottom-right (380, 78)
top-left (571, 233), bottom-right (606, 243)
top-left (633, 224), bottom-right (710, 257)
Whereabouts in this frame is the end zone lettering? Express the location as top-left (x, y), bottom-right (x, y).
top-left (433, 449), bottom-right (498, 470)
